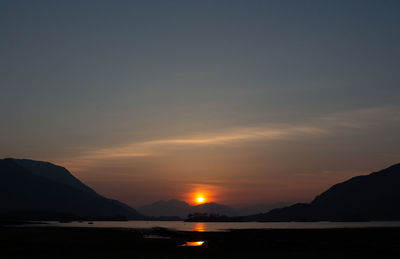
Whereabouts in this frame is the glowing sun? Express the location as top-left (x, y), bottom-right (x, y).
top-left (190, 191), bottom-right (210, 205)
top-left (196, 196), bottom-right (205, 204)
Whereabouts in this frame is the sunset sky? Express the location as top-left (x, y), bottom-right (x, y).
top-left (1, 1), bottom-right (399, 207)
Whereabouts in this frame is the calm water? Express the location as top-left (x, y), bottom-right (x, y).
top-left (31, 221), bottom-right (400, 232)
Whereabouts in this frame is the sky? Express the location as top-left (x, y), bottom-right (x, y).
top-left (1, 0), bottom-right (400, 207)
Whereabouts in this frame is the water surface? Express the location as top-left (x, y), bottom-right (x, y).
top-left (32, 220), bottom-right (400, 232)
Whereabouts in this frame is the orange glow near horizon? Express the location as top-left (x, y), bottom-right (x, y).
top-left (184, 184), bottom-right (220, 205)
top-left (196, 196), bottom-right (205, 203)
top-left (191, 192), bottom-right (208, 205)
top-left (194, 194), bottom-right (206, 204)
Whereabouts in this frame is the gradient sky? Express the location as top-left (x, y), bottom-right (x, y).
top-left (1, 0), bottom-right (400, 207)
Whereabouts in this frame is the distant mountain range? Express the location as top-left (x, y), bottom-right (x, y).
top-left (138, 199), bottom-right (234, 218)
top-left (3, 157), bottom-right (400, 222)
top-left (250, 163), bottom-right (400, 221)
top-left (138, 199), bottom-right (290, 218)
top-left (0, 158), bottom-right (144, 220)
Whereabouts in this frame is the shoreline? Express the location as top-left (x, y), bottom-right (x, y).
top-left (1, 226), bottom-right (400, 258)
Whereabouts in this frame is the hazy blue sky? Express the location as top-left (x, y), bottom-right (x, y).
top-left (1, 1), bottom-right (399, 206)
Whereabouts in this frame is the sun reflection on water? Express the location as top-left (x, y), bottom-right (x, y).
top-left (181, 241), bottom-right (205, 247)
top-left (194, 222), bottom-right (206, 232)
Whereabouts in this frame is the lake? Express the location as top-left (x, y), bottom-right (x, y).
top-left (31, 220), bottom-right (400, 232)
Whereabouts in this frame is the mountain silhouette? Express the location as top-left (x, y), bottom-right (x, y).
top-left (139, 199), bottom-right (191, 218)
top-left (138, 199), bottom-right (235, 218)
top-left (0, 158), bottom-right (144, 220)
top-left (252, 163), bottom-right (400, 221)
top-left (234, 202), bottom-right (292, 216)
top-left (192, 202), bottom-right (235, 216)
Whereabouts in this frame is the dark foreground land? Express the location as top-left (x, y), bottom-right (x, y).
top-left (1, 226), bottom-right (400, 258)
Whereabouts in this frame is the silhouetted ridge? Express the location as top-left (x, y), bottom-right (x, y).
top-left (253, 163), bottom-right (400, 221)
top-left (139, 199), bottom-right (191, 218)
top-left (13, 158), bottom-right (96, 194)
top-left (192, 202), bottom-right (235, 216)
top-left (0, 158), bottom-right (144, 220)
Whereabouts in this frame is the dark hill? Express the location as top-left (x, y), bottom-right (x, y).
top-left (253, 163), bottom-right (400, 221)
top-left (139, 199), bottom-right (191, 218)
top-left (14, 159), bottom-right (96, 194)
top-left (0, 158), bottom-right (144, 220)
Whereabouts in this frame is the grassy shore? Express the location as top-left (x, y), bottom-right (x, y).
top-left (1, 226), bottom-right (400, 258)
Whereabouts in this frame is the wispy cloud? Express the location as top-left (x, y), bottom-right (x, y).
top-left (74, 105), bottom-right (400, 162)
top-left (319, 106), bottom-right (400, 128)
top-left (79, 126), bottom-right (326, 160)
